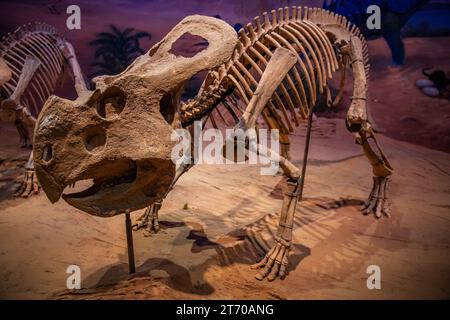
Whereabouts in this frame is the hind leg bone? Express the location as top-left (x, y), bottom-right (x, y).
top-left (352, 122), bottom-right (393, 219)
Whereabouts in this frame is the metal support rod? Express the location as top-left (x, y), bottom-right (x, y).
top-left (297, 106), bottom-right (315, 202)
top-left (125, 212), bottom-right (135, 274)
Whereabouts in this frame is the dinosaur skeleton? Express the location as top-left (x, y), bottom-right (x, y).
top-left (0, 22), bottom-right (86, 197)
top-left (33, 7), bottom-right (393, 281)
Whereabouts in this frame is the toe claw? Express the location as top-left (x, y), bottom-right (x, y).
top-left (256, 264), bottom-right (271, 280)
top-left (267, 263), bottom-right (280, 281)
top-left (255, 272), bottom-right (265, 281)
top-left (375, 202), bottom-right (383, 218)
top-left (363, 205), bottom-right (373, 216)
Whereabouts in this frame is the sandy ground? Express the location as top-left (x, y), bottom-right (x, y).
top-left (0, 116), bottom-right (449, 299)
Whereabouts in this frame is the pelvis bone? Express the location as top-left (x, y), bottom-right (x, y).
top-left (33, 15), bottom-right (238, 216)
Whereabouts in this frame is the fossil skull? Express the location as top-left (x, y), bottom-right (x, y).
top-left (33, 15), bottom-right (237, 216)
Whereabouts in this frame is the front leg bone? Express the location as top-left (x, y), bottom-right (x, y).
top-left (9, 56), bottom-right (40, 103)
top-left (252, 179), bottom-right (298, 281)
top-left (241, 47), bottom-right (297, 129)
top-left (234, 47), bottom-right (301, 281)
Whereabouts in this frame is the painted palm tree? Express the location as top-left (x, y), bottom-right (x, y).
top-left (90, 25), bottom-right (151, 76)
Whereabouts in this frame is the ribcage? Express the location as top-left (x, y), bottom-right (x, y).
top-left (183, 6), bottom-right (369, 136)
top-left (0, 22), bottom-right (66, 117)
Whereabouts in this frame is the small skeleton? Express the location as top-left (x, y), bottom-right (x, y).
top-left (0, 22), bottom-right (87, 197)
top-left (34, 7), bottom-right (393, 281)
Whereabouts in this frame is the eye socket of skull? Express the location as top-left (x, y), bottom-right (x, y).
top-left (42, 144), bottom-right (53, 163)
top-left (159, 92), bottom-right (177, 125)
